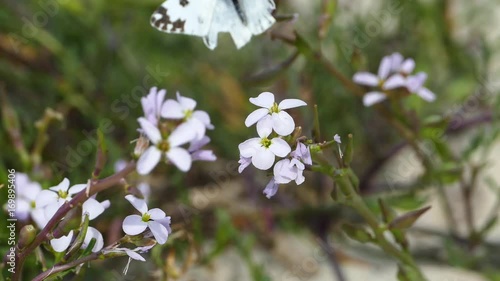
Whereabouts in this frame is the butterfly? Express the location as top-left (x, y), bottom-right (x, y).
top-left (150, 0), bottom-right (276, 50)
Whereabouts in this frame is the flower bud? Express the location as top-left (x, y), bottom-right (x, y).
top-left (134, 135), bottom-right (150, 158)
top-left (18, 224), bottom-right (37, 250)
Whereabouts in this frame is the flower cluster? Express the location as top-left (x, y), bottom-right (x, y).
top-left (13, 173), bottom-right (171, 261)
top-left (136, 87), bottom-right (216, 175)
top-left (238, 92), bottom-right (311, 198)
top-left (353, 52), bottom-right (436, 106)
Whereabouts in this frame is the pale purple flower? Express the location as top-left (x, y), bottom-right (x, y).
top-left (290, 142), bottom-right (312, 165)
top-left (389, 52), bottom-right (415, 75)
top-left (245, 92), bottom-right (307, 136)
top-left (263, 178), bottom-right (279, 199)
top-left (35, 178), bottom-right (87, 224)
top-left (273, 158), bottom-right (305, 185)
top-left (136, 117), bottom-right (195, 174)
top-left (238, 117), bottom-right (291, 170)
top-left (188, 136), bottom-right (216, 162)
top-left (141, 87), bottom-right (167, 126)
top-left (406, 72), bottom-right (436, 102)
top-left (122, 195), bottom-right (170, 245)
top-left (353, 54), bottom-right (408, 107)
top-left (14, 173), bottom-right (41, 221)
top-left (161, 92), bottom-right (214, 140)
top-left (238, 156), bottom-right (252, 173)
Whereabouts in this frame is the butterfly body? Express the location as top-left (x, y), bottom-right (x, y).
top-left (151, 0), bottom-right (276, 49)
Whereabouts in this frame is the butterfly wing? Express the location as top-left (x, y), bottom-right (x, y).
top-left (203, 0), bottom-right (252, 49)
top-left (150, 0), bottom-right (216, 36)
top-left (239, 0), bottom-right (276, 35)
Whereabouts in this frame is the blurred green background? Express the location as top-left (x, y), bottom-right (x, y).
top-left (1, 0), bottom-right (500, 280)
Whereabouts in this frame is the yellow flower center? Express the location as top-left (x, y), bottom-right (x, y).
top-left (260, 138), bottom-right (272, 148)
top-left (142, 213), bottom-right (151, 222)
top-left (269, 102), bottom-right (280, 114)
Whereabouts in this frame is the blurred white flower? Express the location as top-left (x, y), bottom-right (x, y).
top-left (238, 117), bottom-right (291, 170)
top-left (141, 87), bottom-right (167, 126)
top-left (388, 52), bottom-right (415, 75)
top-left (245, 92), bottom-right (306, 136)
top-left (122, 195), bottom-right (170, 245)
top-left (161, 92), bottom-right (214, 140)
top-left (82, 227), bottom-right (104, 253)
top-left (14, 173), bottom-right (42, 222)
top-left (136, 117), bottom-right (195, 174)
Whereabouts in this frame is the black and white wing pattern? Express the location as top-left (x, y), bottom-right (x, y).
top-left (150, 0), bottom-right (216, 36)
top-left (150, 0), bottom-right (276, 49)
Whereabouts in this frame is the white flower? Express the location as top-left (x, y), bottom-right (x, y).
top-left (82, 227), bottom-right (104, 253)
top-left (136, 117), bottom-right (195, 174)
top-left (50, 230), bottom-right (74, 252)
top-left (188, 136), bottom-right (216, 162)
top-left (273, 158), bottom-right (305, 185)
top-left (14, 173), bottom-right (41, 221)
top-left (238, 156), bottom-right (252, 173)
top-left (245, 92), bottom-right (307, 136)
top-left (35, 178), bottom-right (87, 224)
top-left (406, 72), bottom-right (436, 102)
top-left (141, 87), bottom-right (167, 126)
top-left (122, 195), bottom-right (170, 245)
top-left (161, 92), bottom-right (214, 140)
top-left (263, 178), bottom-right (279, 199)
top-left (238, 118), bottom-right (291, 170)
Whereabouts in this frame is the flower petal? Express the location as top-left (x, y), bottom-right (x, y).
top-left (417, 88), bottom-right (436, 102)
top-left (400, 58), bottom-right (415, 74)
top-left (122, 214), bottom-right (148, 235)
top-left (35, 190), bottom-right (58, 208)
top-left (383, 74), bottom-right (406, 90)
top-left (44, 202), bottom-right (62, 222)
top-left (169, 123), bottom-right (196, 147)
top-left (148, 221), bottom-right (169, 245)
top-left (49, 178), bottom-right (70, 192)
top-left (192, 150), bottom-right (217, 162)
top-left (378, 56), bottom-right (392, 79)
top-left (390, 52), bottom-right (404, 72)
top-left (161, 99), bottom-right (184, 119)
top-left (125, 195), bottom-right (148, 214)
top-left (167, 147), bottom-right (192, 172)
top-left (278, 99), bottom-right (307, 110)
top-left (244, 108), bottom-right (269, 127)
top-left (406, 72), bottom-right (427, 92)
top-left (272, 111), bottom-right (295, 136)
top-left (238, 138), bottom-right (260, 158)
top-left (82, 198), bottom-right (105, 220)
top-left (83, 227), bottom-right (104, 252)
top-left (148, 208), bottom-right (166, 220)
top-left (68, 184), bottom-right (87, 196)
top-left (137, 146), bottom-right (162, 175)
top-left (363, 92), bottom-right (387, 107)
top-left (353, 72), bottom-right (379, 86)
top-left (189, 136), bottom-right (211, 152)
top-left (256, 115), bottom-right (273, 138)
top-left (269, 138), bottom-right (291, 157)
top-left (249, 92), bottom-right (275, 108)
top-left (176, 92), bottom-right (197, 110)
top-left (125, 249), bottom-right (146, 261)
top-left (252, 148), bottom-right (275, 170)
top-left (193, 110), bottom-right (213, 129)
top-left (51, 230), bottom-right (74, 252)
top-left (263, 178), bottom-right (279, 199)
top-left (138, 117), bottom-right (161, 144)
top-left (187, 118), bottom-right (206, 140)
top-left (238, 156), bottom-right (252, 173)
